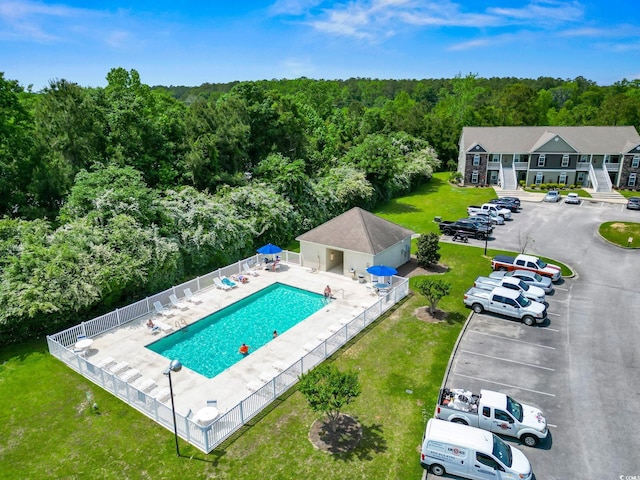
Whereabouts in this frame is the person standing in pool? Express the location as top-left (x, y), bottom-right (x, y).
top-left (239, 343), bottom-right (250, 355)
top-left (272, 330), bottom-right (278, 338)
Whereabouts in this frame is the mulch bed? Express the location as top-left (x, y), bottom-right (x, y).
top-left (308, 413), bottom-right (362, 454)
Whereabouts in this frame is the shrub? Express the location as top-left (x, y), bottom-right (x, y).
top-left (449, 171), bottom-right (463, 184)
top-left (416, 233), bottom-right (441, 267)
top-left (519, 180), bottom-right (526, 187)
top-left (530, 184), bottom-right (537, 189)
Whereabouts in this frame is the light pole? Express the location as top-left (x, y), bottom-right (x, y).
top-left (164, 359), bottom-right (182, 457)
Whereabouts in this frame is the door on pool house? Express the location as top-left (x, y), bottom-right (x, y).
top-left (326, 249), bottom-right (343, 273)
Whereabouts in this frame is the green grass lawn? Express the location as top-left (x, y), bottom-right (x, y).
top-left (599, 221), bottom-right (640, 248)
top-left (0, 173), bottom-right (567, 480)
top-left (616, 190), bottom-right (640, 199)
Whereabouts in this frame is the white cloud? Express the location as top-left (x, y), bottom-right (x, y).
top-left (272, 0), bottom-right (587, 41)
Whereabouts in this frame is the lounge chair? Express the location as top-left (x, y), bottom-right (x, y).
top-left (109, 362), bottom-right (129, 375)
top-left (221, 276), bottom-right (238, 288)
top-left (152, 387), bottom-right (171, 403)
top-left (118, 368), bottom-right (141, 383)
top-left (169, 293), bottom-right (189, 311)
top-left (154, 320), bottom-right (173, 332)
top-left (213, 277), bottom-right (232, 291)
top-left (243, 263), bottom-right (259, 276)
top-left (183, 288), bottom-right (202, 304)
top-left (96, 356), bottom-right (116, 369)
top-left (153, 301), bottom-right (174, 318)
top-left (206, 399), bottom-right (218, 408)
top-left (133, 378), bottom-right (157, 393)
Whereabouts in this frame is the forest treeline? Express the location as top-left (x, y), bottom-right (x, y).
top-left (0, 68), bottom-right (638, 344)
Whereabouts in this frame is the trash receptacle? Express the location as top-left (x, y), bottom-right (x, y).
top-left (358, 274), bottom-right (365, 283)
top-left (434, 216), bottom-right (442, 222)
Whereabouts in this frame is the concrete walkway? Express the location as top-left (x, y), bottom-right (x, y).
top-left (494, 186), bottom-right (629, 204)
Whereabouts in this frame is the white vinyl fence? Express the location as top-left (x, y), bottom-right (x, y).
top-left (47, 252), bottom-right (409, 453)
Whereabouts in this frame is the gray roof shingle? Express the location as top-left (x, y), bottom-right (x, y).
top-left (461, 126), bottom-right (640, 154)
top-left (296, 207), bottom-right (414, 254)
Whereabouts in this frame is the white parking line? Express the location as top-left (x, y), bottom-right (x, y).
top-left (547, 312), bottom-right (561, 316)
top-left (547, 423), bottom-right (558, 428)
top-left (554, 287), bottom-right (569, 292)
top-left (453, 373), bottom-right (556, 397)
top-left (470, 330), bottom-right (556, 350)
top-left (460, 350), bottom-right (555, 371)
top-left (543, 326), bottom-right (560, 332)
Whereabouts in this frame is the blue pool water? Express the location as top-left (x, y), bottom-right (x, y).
top-left (147, 283), bottom-right (326, 378)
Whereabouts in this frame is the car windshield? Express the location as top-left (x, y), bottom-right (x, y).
top-left (518, 280), bottom-right (530, 291)
top-left (515, 294), bottom-right (530, 307)
top-left (492, 434), bottom-right (512, 467)
top-left (537, 259), bottom-right (548, 268)
top-left (532, 272), bottom-right (543, 282)
top-left (506, 396), bottom-right (524, 422)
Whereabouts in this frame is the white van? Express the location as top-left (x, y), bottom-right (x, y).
top-left (420, 418), bottom-right (533, 479)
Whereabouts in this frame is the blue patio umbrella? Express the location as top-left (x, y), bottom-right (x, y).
top-left (366, 265), bottom-right (398, 277)
top-left (257, 243), bottom-right (282, 255)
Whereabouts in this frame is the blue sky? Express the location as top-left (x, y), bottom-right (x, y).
top-left (1, 0), bottom-right (638, 90)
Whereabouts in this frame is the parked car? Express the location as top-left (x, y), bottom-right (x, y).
top-left (488, 198), bottom-right (520, 212)
top-left (543, 190), bottom-right (561, 202)
top-left (489, 269), bottom-right (554, 294)
top-left (565, 193), bottom-right (580, 204)
top-left (627, 197), bottom-right (640, 210)
top-left (469, 211), bottom-right (505, 225)
top-left (489, 198), bottom-right (520, 212)
top-left (501, 196), bottom-right (521, 207)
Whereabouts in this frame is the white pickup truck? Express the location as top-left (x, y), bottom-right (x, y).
top-left (436, 388), bottom-right (548, 447)
top-left (473, 276), bottom-right (546, 304)
top-left (467, 203), bottom-right (512, 220)
top-left (463, 286), bottom-right (547, 326)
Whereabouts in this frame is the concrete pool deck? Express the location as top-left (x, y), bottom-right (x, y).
top-left (83, 262), bottom-right (385, 416)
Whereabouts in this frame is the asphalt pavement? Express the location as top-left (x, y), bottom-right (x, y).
top-left (424, 196), bottom-right (640, 480)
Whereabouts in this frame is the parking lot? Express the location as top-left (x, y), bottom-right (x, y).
top-left (427, 198), bottom-right (640, 479)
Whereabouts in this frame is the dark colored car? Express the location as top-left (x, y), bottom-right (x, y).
top-left (627, 197), bottom-right (640, 210)
top-left (501, 196), bottom-right (521, 207)
top-left (488, 198), bottom-right (520, 212)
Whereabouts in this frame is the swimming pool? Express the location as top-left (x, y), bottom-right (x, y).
top-left (147, 283), bottom-right (326, 378)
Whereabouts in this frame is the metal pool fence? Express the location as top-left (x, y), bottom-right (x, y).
top-left (47, 253), bottom-right (409, 453)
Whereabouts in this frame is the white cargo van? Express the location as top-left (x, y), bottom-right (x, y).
top-left (420, 418), bottom-right (533, 479)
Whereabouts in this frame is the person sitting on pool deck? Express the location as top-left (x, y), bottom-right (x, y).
top-left (239, 343), bottom-right (250, 355)
top-left (324, 285), bottom-right (332, 299)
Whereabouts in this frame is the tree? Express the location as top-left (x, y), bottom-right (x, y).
top-left (298, 364), bottom-right (361, 433)
top-left (416, 232), bottom-right (441, 267)
top-left (415, 277), bottom-right (451, 315)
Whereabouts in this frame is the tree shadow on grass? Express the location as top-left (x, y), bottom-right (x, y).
top-left (328, 419), bottom-right (387, 462)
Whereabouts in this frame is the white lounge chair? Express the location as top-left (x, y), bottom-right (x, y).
top-left (154, 320), bottom-right (173, 332)
top-left (243, 263), bottom-right (259, 276)
top-left (169, 294), bottom-right (189, 311)
top-left (213, 277), bottom-right (232, 291)
top-left (153, 301), bottom-right (174, 318)
top-left (152, 387), bottom-right (171, 403)
top-left (183, 288), bottom-right (202, 304)
top-left (96, 356), bottom-right (116, 369)
top-left (133, 378), bottom-right (157, 393)
top-left (109, 362), bottom-right (129, 375)
top-left (118, 368), bottom-right (141, 383)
